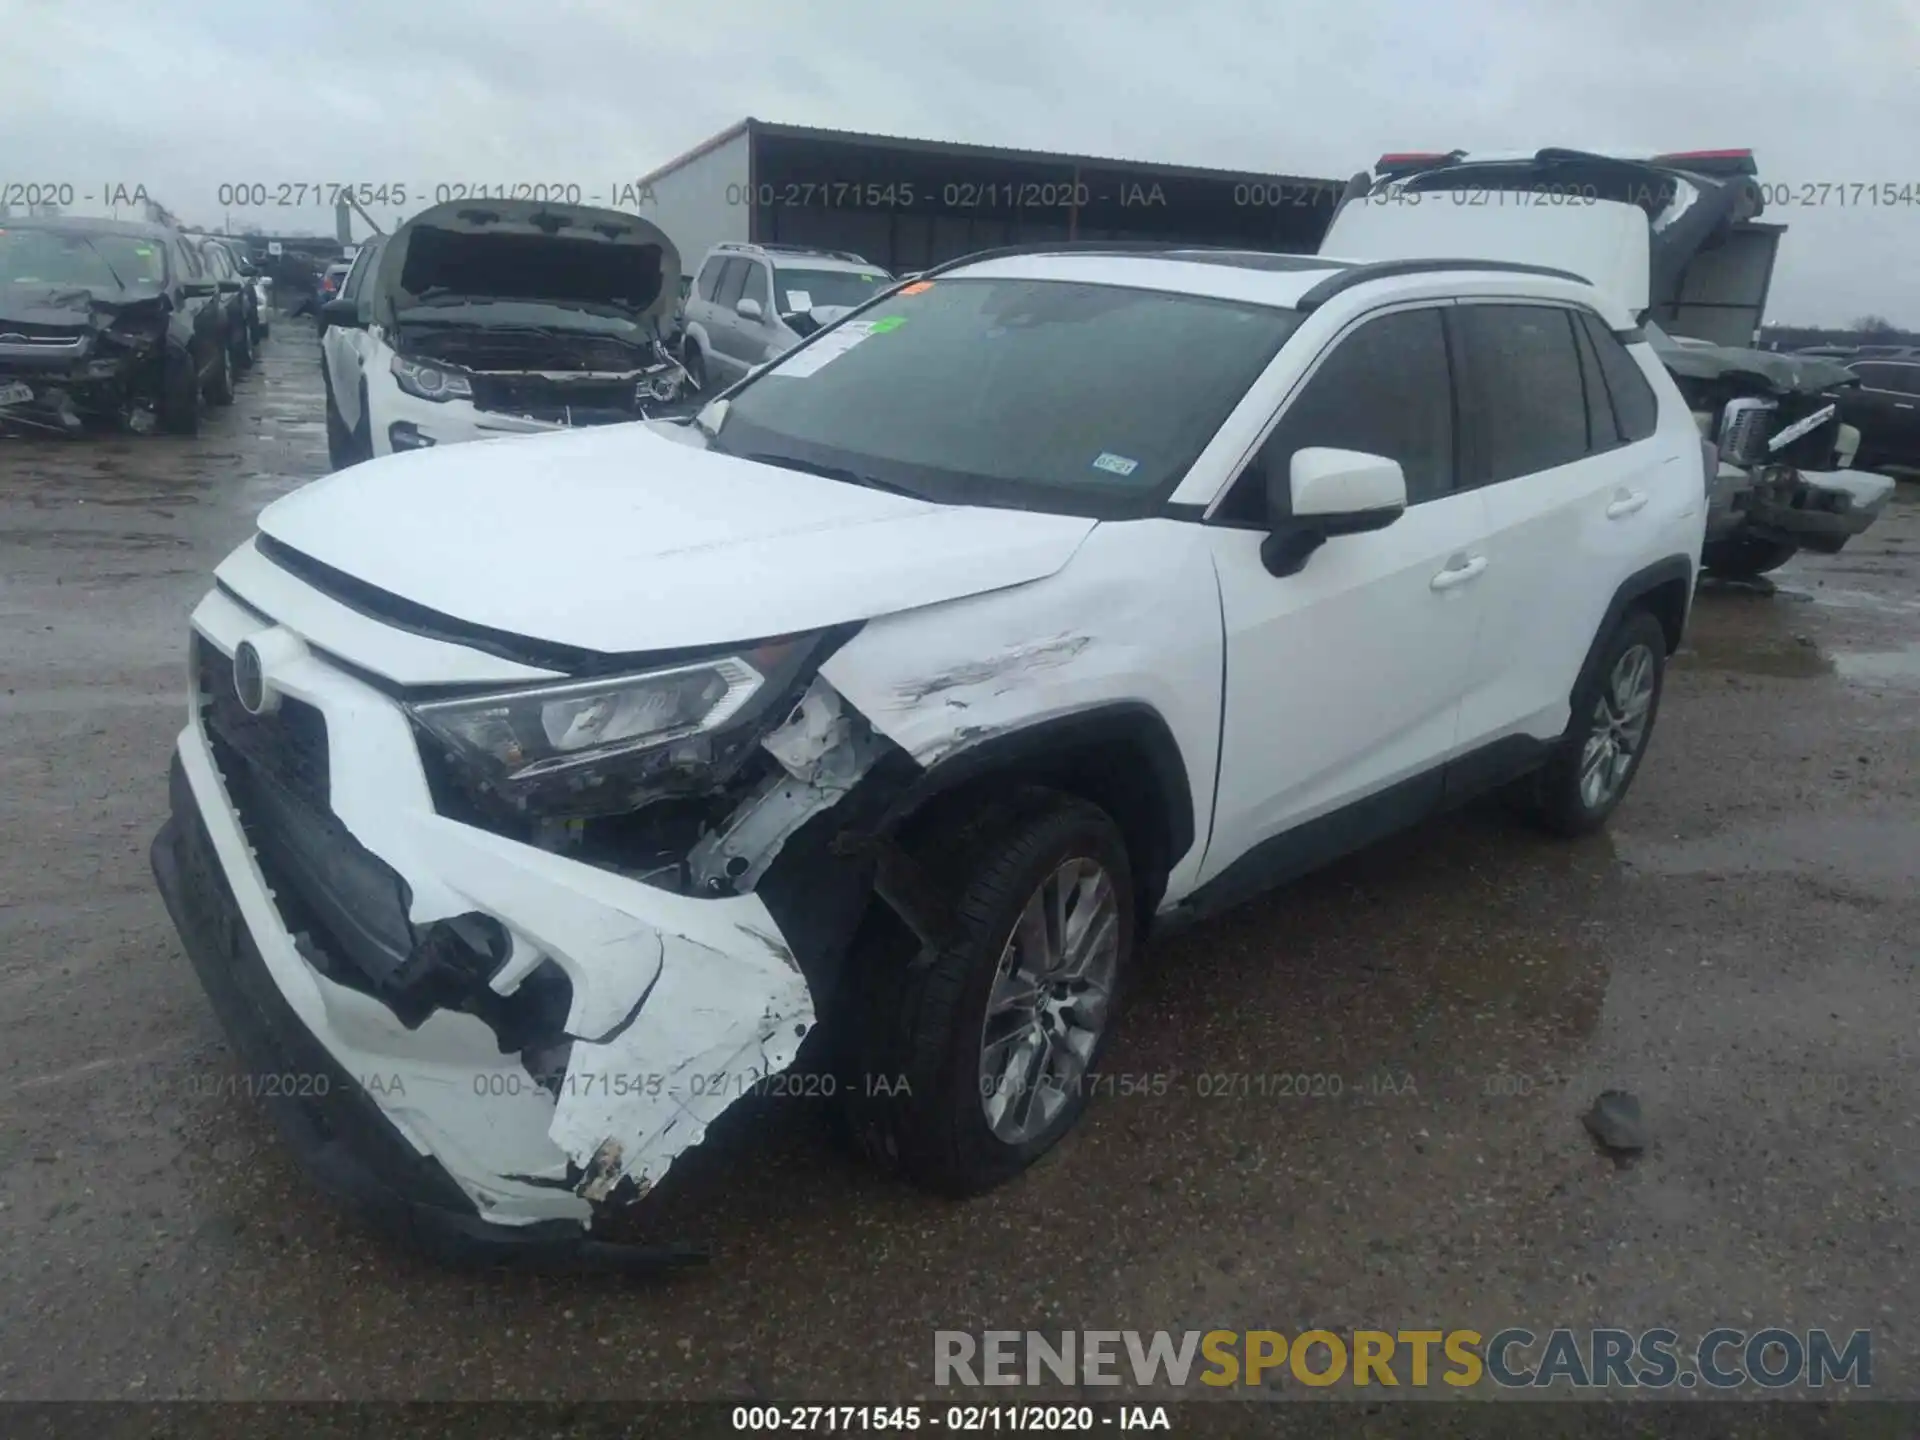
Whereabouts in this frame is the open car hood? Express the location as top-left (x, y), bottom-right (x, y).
top-left (372, 200), bottom-right (681, 336)
top-left (251, 424), bottom-right (1096, 656)
top-left (1649, 328), bottom-right (1857, 396)
top-left (1321, 150), bottom-right (1763, 321)
top-left (0, 280), bottom-right (166, 329)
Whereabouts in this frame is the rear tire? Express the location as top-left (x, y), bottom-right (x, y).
top-left (1702, 534), bottom-right (1798, 579)
top-left (1516, 610), bottom-right (1669, 838)
top-left (836, 790), bottom-right (1136, 1197)
top-left (204, 343), bottom-right (235, 407)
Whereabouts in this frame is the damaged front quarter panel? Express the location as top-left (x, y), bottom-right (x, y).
top-left (518, 677), bottom-right (884, 1205)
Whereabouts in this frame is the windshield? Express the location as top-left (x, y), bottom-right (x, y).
top-left (771, 266), bottom-right (892, 315)
top-left (714, 276), bottom-right (1299, 518)
top-left (0, 228), bottom-right (168, 290)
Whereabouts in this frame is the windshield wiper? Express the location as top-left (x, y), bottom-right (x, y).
top-left (740, 452), bottom-right (919, 498)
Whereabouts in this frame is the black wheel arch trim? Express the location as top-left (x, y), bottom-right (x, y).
top-left (871, 701), bottom-right (1198, 878)
top-left (1574, 553), bottom-right (1696, 701)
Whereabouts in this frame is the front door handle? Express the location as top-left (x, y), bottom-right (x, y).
top-left (1896, 402), bottom-right (1915, 411)
top-left (1430, 555), bottom-right (1488, 591)
top-left (1606, 490), bottom-right (1650, 519)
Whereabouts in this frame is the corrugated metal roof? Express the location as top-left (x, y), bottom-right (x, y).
top-left (639, 117), bottom-right (1341, 191)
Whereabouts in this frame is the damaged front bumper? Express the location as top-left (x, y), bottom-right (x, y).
top-left (1706, 463), bottom-right (1897, 553)
top-left (0, 328), bottom-right (164, 435)
top-left (151, 588), bottom-right (824, 1255)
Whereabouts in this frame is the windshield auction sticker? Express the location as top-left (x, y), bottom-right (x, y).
top-left (777, 320), bottom-right (887, 377)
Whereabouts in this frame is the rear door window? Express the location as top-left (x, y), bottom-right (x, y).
top-left (1455, 304), bottom-right (1592, 484)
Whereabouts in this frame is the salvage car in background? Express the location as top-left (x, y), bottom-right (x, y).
top-left (0, 216), bottom-right (234, 436)
top-left (195, 235), bottom-right (255, 373)
top-left (1839, 358), bottom-right (1920, 471)
top-left (317, 199), bottom-right (688, 466)
top-left (680, 242), bottom-right (893, 392)
top-left (297, 261), bottom-right (352, 322)
top-left (1322, 148), bottom-right (1897, 580)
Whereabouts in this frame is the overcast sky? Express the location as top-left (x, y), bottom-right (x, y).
top-left (6, 0), bottom-right (1917, 325)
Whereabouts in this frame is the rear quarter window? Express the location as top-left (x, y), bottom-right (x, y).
top-left (1578, 311), bottom-right (1659, 442)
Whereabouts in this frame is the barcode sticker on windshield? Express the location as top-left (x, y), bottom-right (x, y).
top-left (1092, 452), bottom-right (1140, 476)
top-left (775, 321), bottom-right (877, 377)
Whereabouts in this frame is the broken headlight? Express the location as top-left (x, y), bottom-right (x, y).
top-left (407, 638), bottom-right (814, 784)
top-left (391, 354), bottom-right (473, 403)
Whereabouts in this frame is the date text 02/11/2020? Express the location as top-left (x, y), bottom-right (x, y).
top-left (720, 181), bottom-right (1175, 209)
top-left (729, 1404), bottom-right (1170, 1431)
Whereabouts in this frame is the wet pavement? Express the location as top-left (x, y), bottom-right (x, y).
top-left (1, 330), bottom-right (1915, 1401)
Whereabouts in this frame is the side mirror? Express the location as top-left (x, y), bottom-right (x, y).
top-left (1261, 447), bottom-right (1407, 577)
top-left (735, 296), bottom-right (764, 322)
top-left (319, 296), bottom-right (364, 328)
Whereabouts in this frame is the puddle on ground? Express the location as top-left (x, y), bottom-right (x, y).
top-left (1676, 630), bottom-right (1834, 679)
top-left (1781, 584), bottom-right (1920, 618)
top-left (1617, 816), bottom-right (1918, 900)
top-left (1834, 644), bottom-right (1920, 689)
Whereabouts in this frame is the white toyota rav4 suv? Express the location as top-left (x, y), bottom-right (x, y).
top-left (153, 242), bottom-right (1707, 1264)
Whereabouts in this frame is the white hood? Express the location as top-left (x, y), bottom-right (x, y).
top-left (1320, 196), bottom-right (1651, 317)
top-left (254, 425), bottom-right (1096, 654)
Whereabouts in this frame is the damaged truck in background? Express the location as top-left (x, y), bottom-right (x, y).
top-left (1320, 147), bottom-right (1897, 579)
top-left (317, 198), bottom-right (691, 467)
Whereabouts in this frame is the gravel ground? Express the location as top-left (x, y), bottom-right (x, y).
top-left (1, 322), bottom-right (1915, 1403)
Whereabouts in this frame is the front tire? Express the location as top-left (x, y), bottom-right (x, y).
top-left (159, 349), bottom-right (200, 436)
top-left (682, 340), bottom-right (707, 394)
top-left (838, 791), bottom-right (1135, 1196)
top-left (322, 364), bottom-right (353, 470)
top-left (1519, 610), bottom-right (1669, 838)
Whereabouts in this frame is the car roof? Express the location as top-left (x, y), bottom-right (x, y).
top-left (0, 215), bottom-right (178, 240)
top-left (940, 248), bottom-right (1608, 317)
top-left (764, 253), bottom-right (885, 273)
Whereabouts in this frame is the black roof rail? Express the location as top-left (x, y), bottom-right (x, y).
top-left (1295, 257), bottom-right (1592, 311)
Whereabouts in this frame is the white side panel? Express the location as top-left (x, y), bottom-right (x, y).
top-left (1322, 197), bottom-right (1651, 317)
top-left (821, 520), bottom-right (1225, 905)
top-left (646, 129), bottom-right (752, 274)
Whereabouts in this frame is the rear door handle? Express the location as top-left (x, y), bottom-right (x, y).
top-left (1606, 490), bottom-right (1650, 519)
top-left (1430, 555), bottom-right (1488, 591)
top-left (1896, 402), bottom-right (1915, 410)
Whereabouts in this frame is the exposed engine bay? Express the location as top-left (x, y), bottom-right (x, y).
top-left (370, 200), bottom-right (689, 428)
top-left (396, 317), bottom-right (688, 424)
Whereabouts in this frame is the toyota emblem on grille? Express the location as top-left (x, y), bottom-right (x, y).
top-left (232, 638), bottom-right (273, 716)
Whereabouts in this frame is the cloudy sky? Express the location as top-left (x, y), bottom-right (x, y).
top-left (6, 0), bottom-right (1917, 325)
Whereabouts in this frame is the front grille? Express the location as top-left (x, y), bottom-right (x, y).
top-left (1717, 398), bottom-right (1776, 466)
top-left (197, 638), bottom-right (330, 811)
top-left (466, 375), bottom-right (640, 423)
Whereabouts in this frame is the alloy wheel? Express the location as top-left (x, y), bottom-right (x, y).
top-left (977, 857), bottom-right (1120, 1145)
top-left (1579, 642), bottom-right (1656, 809)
